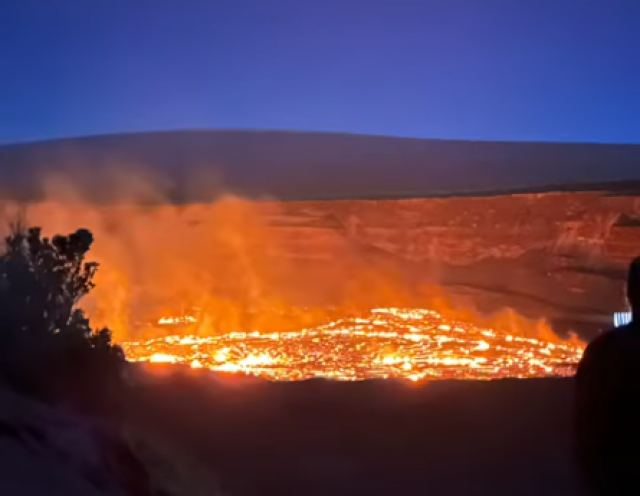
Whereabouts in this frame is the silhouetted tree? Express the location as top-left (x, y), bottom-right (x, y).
top-left (0, 224), bottom-right (124, 413)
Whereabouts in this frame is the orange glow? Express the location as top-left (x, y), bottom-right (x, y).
top-left (0, 195), bottom-right (587, 382)
top-left (122, 307), bottom-right (584, 382)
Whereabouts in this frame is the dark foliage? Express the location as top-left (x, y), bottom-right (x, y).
top-left (0, 224), bottom-right (125, 413)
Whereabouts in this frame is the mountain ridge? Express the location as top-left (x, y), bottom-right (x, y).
top-left (0, 130), bottom-right (638, 201)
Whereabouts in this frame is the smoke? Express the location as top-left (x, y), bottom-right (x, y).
top-left (0, 167), bottom-right (581, 345)
top-left (0, 169), bottom-right (408, 339)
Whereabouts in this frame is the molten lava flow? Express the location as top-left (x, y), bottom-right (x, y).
top-left (121, 307), bottom-right (584, 381)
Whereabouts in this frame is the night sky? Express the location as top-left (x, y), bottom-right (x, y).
top-left (1, 1), bottom-right (639, 144)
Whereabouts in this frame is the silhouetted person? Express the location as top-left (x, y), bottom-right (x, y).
top-left (576, 257), bottom-right (640, 495)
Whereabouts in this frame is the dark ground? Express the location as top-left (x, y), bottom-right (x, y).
top-left (125, 369), bottom-right (586, 495)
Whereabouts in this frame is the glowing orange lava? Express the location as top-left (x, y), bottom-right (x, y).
top-left (121, 307), bottom-right (584, 382)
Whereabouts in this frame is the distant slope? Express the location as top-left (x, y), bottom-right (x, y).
top-left (0, 130), bottom-right (639, 201)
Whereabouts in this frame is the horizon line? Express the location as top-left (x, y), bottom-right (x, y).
top-left (3, 127), bottom-right (640, 148)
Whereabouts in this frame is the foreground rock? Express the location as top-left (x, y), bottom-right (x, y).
top-left (0, 364), bottom-right (589, 495)
top-left (0, 383), bottom-right (222, 495)
top-left (126, 368), bottom-right (588, 495)
top-left (0, 387), bottom-right (150, 495)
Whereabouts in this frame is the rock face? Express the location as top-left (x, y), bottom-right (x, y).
top-left (271, 192), bottom-right (640, 265)
top-left (262, 191), bottom-right (640, 338)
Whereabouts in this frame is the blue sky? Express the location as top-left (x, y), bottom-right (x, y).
top-left (1, 0), bottom-right (639, 144)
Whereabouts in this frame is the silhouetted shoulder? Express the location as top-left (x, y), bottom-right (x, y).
top-left (576, 329), bottom-right (617, 377)
top-left (577, 323), bottom-right (640, 388)
top-left (585, 329), bottom-right (617, 353)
